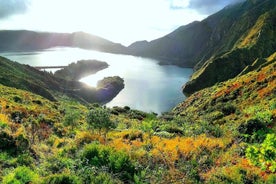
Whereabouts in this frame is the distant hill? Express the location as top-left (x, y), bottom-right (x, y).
top-left (128, 0), bottom-right (276, 94)
top-left (0, 30), bottom-right (127, 54)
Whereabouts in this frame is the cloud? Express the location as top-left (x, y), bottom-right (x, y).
top-left (188, 0), bottom-right (245, 14)
top-left (0, 0), bottom-right (30, 19)
top-left (168, 0), bottom-right (189, 10)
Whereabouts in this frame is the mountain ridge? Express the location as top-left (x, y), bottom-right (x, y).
top-left (0, 30), bottom-right (127, 54)
top-left (127, 0), bottom-right (276, 94)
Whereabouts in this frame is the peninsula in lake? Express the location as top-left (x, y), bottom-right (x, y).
top-left (0, 56), bottom-right (124, 104)
top-left (54, 59), bottom-right (109, 81)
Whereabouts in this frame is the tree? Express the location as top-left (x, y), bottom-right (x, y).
top-left (86, 108), bottom-right (115, 135)
top-left (64, 109), bottom-right (80, 131)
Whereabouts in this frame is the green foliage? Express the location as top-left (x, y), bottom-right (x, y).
top-left (41, 156), bottom-right (75, 174)
top-left (89, 172), bottom-right (123, 184)
top-left (246, 134), bottom-right (276, 172)
top-left (2, 166), bottom-right (39, 184)
top-left (86, 108), bottom-right (115, 132)
top-left (238, 118), bottom-right (269, 143)
top-left (0, 121), bottom-right (8, 129)
top-left (0, 131), bottom-right (16, 150)
top-left (16, 153), bottom-right (34, 166)
top-left (43, 173), bottom-right (81, 184)
top-left (266, 175), bottom-right (276, 184)
top-left (96, 76), bottom-right (124, 90)
top-left (81, 143), bottom-right (136, 181)
top-left (63, 108), bottom-right (80, 130)
top-left (221, 103), bottom-right (236, 116)
top-left (140, 119), bottom-right (158, 133)
top-left (180, 120), bottom-right (222, 138)
top-left (245, 106), bottom-right (273, 124)
top-left (154, 131), bottom-right (175, 138)
top-left (207, 167), bottom-right (260, 184)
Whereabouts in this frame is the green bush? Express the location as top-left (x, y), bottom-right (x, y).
top-left (206, 111), bottom-right (224, 121)
top-left (81, 143), bottom-right (136, 181)
top-left (42, 156), bottom-right (75, 174)
top-left (63, 108), bottom-right (80, 130)
top-left (238, 118), bottom-right (269, 143)
top-left (221, 104), bottom-right (236, 115)
top-left (15, 134), bottom-right (30, 152)
top-left (90, 172), bottom-right (123, 184)
top-left (13, 96), bottom-right (22, 103)
top-left (86, 108), bottom-right (115, 132)
top-left (182, 121), bottom-right (222, 138)
top-left (2, 166), bottom-right (39, 184)
top-left (16, 153), bottom-right (34, 166)
top-left (266, 175), bottom-right (276, 184)
top-left (140, 119), bottom-right (158, 133)
top-left (246, 133), bottom-right (276, 172)
top-left (154, 131), bottom-right (175, 138)
top-left (0, 131), bottom-right (16, 150)
top-left (43, 173), bottom-right (81, 184)
top-left (207, 167), bottom-right (260, 184)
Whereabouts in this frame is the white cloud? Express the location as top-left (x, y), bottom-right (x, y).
top-left (0, 0), bottom-right (30, 18)
top-left (188, 0), bottom-right (245, 14)
top-left (0, 0), bottom-right (241, 45)
top-left (168, 0), bottom-right (190, 9)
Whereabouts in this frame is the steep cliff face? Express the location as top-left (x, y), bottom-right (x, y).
top-left (128, 0), bottom-right (276, 94)
top-left (183, 5), bottom-right (276, 94)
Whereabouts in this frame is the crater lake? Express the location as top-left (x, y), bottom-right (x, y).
top-left (1, 47), bottom-right (193, 114)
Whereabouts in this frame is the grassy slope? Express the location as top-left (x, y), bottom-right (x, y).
top-left (0, 55), bottom-right (275, 183)
top-left (173, 56), bottom-right (276, 182)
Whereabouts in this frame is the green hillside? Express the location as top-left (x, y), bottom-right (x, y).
top-left (183, 4), bottom-right (276, 94)
top-left (0, 0), bottom-right (275, 183)
top-left (0, 56), bottom-right (124, 103)
top-left (0, 53), bottom-right (275, 183)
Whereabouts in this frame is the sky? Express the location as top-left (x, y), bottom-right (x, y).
top-left (0, 0), bottom-right (244, 46)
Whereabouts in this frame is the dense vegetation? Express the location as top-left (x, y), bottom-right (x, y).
top-left (54, 60), bottom-right (108, 81)
top-left (0, 0), bottom-right (275, 183)
top-left (0, 53), bottom-right (275, 183)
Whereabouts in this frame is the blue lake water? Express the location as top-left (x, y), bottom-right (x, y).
top-left (0, 47), bottom-right (193, 113)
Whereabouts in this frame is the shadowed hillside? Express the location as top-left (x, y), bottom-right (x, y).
top-left (0, 56), bottom-right (124, 103)
top-left (0, 30), bottom-right (127, 54)
top-left (128, 0), bottom-right (276, 94)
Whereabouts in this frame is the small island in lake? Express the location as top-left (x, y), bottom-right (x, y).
top-left (53, 59), bottom-right (124, 103)
top-left (96, 76), bottom-right (125, 103)
top-left (54, 59), bottom-right (108, 80)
